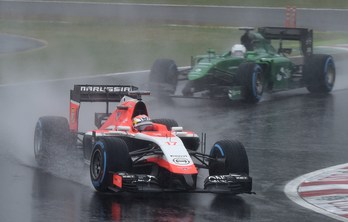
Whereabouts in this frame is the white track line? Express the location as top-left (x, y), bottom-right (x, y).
top-left (0, 66), bottom-right (191, 88)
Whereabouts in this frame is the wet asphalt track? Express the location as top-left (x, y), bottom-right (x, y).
top-left (1, 2), bottom-right (348, 221)
top-left (1, 57), bottom-right (348, 221)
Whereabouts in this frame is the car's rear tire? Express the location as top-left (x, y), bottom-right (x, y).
top-left (209, 140), bottom-right (249, 176)
top-left (151, 118), bottom-right (179, 130)
top-left (149, 59), bottom-right (178, 95)
top-left (304, 54), bottom-right (335, 93)
top-left (237, 63), bottom-right (264, 103)
top-left (90, 137), bottom-right (132, 192)
top-left (34, 116), bottom-right (71, 166)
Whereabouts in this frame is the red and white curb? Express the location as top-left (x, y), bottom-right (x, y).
top-left (285, 163), bottom-right (348, 221)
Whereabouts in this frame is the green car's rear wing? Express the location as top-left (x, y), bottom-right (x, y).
top-left (258, 27), bottom-right (313, 57)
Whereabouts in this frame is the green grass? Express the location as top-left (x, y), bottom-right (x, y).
top-left (0, 20), bottom-right (242, 84)
top-left (38, 0), bottom-right (348, 9)
top-left (1, 19), bottom-right (348, 84)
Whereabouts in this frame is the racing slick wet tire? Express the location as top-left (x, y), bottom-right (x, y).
top-left (34, 116), bottom-right (71, 166)
top-left (304, 54), bottom-right (336, 93)
top-left (149, 59), bottom-right (178, 96)
top-left (151, 118), bottom-right (178, 130)
top-left (237, 63), bottom-right (264, 103)
top-left (209, 140), bottom-right (249, 176)
top-left (90, 137), bottom-right (132, 192)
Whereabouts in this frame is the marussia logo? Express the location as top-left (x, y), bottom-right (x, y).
top-left (80, 86), bottom-right (132, 92)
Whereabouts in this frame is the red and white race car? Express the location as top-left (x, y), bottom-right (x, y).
top-left (34, 85), bottom-right (252, 194)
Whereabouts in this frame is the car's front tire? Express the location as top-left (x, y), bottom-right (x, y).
top-left (90, 137), bottom-right (132, 192)
top-left (209, 140), bottom-right (249, 176)
top-left (237, 63), bottom-right (264, 103)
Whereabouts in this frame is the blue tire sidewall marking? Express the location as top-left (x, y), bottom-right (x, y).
top-left (324, 57), bottom-right (334, 89)
top-left (210, 144), bottom-right (225, 157)
top-left (252, 65), bottom-right (261, 99)
top-left (92, 141), bottom-right (107, 187)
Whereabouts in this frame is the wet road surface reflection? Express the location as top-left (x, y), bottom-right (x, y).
top-left (1, 57), bottom-right (348, 221)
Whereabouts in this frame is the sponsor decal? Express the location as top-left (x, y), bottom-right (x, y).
top-left (235, 176), bottom-right (249, 180)
top-left (173, 158), bottom-right (190, 165)
top-left (170, 155), bottom-right (188, 158)
top-left (70, 107), bottom-right (76, 124)
top-left (80, 86), bottom-right (132, 92)
top-left (137, 175), bottom-right (157, 183)
top-left (208, 175), bottom-right (228, 183)
top-left (207, 175), bottom-right (248, 183)
top-left (276, 67), bottom-right (292, 81)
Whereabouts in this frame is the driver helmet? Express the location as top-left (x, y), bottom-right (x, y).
top-left (133, 114), bottom-right (153, 131)
top-left (231, 44), bottom-right (246, 57)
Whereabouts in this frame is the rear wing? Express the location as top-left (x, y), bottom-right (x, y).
top-left (69, 85), bottom-right (138, 132)
top-left (258, 27), bottom-right (313, 57)
top-left (70, 85), bottom-right (138, 102)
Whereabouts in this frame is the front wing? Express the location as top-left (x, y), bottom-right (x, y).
top-left (108, 172), bottom-right (253, 194)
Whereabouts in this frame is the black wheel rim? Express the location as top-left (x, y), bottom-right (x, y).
top-left (255, 71), bottom-right (263, 95)
top-left (91, 149), bottom-right (103, 180)
top-left (253, 67), bottom-right (263, 96)
top-left (326, 60), bottom-right (335, 87)
top-left (212, 148), bottom-right (223, 158)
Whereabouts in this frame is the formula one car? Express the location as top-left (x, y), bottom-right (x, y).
top-left (149, 26), bottom-right (336, 103)
top-left (34, 85), bottom-right (252, 194)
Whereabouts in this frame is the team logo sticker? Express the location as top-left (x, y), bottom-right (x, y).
top-left (173, 158), bottom-right (190, 165)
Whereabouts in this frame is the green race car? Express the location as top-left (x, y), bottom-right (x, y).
top-left (149, 27), bottom-right (336, 103)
